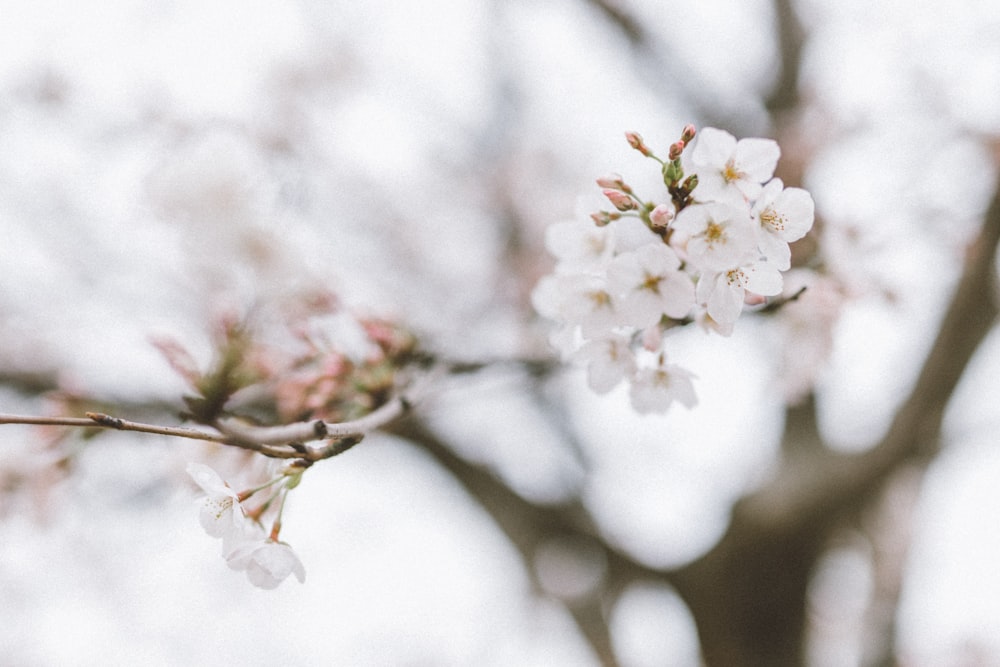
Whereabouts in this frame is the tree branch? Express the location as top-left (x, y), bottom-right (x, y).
top-left (742, 169), bottom-right (1000, 532)
top-left (388, 415), bottom-right (668, 667)
top-left (0, 391), bottom-right (414, 461)
top-left (765, 0), bottom-right (806, 115)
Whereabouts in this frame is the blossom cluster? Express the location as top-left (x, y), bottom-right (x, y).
top-left (155, 296), bottom-right (420, 589)
top-left (533, 126), bottom-right (815, 413)
top-left (187, 462), bottom-right (306, 589)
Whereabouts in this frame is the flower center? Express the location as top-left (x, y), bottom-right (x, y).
top-left (725, 268), bottom-right (749, 288)
top-left (587, 290), bottom-right (613, 309)
top-left (704, 221), bottom-right (726, 247)
top-left (641, 272), bottom-right (663, 294)
top-left (722, 159), bottom-right (744, 183)
top-left (760, 207), bottom-right (786, 232)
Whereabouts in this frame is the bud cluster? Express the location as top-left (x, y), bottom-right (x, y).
top-left (533, 126), bottom-right (815, 413)
top-left (153, 295), bottom-right (419, 427)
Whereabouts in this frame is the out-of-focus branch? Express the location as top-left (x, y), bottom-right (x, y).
top-left (387, 415), bottom-right (667, 667)
top-left (583, 0), bottom-right (645, 45)
top-left (778, 392), bottom-right (824, 456)
top-left (858, 464), bottom-right (925, 666)
top-left (666, 169), bottom-right (1000, 664)
top-left (765, 0), bottom-right (806, 115)
top-left (742, 170), bottom-right (1000, 531)
top-left (581, 0), bottom-right (755, 134)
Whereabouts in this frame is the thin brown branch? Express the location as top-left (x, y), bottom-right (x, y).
top-left (0, 391), bottom-right (414, 461)
top-left (0, 412), bottom-right (229, 444)
top-left (215, 394), bottom-right (411, 447)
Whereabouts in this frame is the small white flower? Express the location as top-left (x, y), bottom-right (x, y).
top-left (697, 261), bottom-right (783, 325)
top-left (574, 334), bottom-right (636, 393)
top-left (545, 220), bottom-right (614, 273)
top-left (226, 538), bottom-right (307, 589)
top-left (673, 202), bottom-right (757, 272)
top-left (607, 243), bottom-right (694, 327)
top-left (752, 179), bottom-right (815, 270)
top-left (628, 362), bottom-right (697, 414)
top-left (687, 127), bottom-right (780, 203)
top-left (532, 273), bottom-right (622, 338)
top-left (187, 462), bottom-right (248, 546)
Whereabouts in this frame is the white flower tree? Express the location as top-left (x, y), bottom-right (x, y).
top-left (1, 0), bottom-right (999, 665)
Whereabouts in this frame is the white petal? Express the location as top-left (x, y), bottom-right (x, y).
top-left (660, 274), bottom-right (695, 319)
top-left (734, 138), bottom-right (780, 183)
top-left (577, 336), bottom-right (635, 394)
top-left (613, 217), bottom-right (661, 252)
top-left (707, 281), bottom-right (744, 324)
top-left (186, 462), bottom-right (232, 498)
top-left (691, 127), bottom-right (737, 167)
top-left (774, 187), bottom-right (815, 241)
top-left (757, 232), bottom-right (792, 270)
top-left (744, 263), bottom-right (784, 296)
top-left (247, 542), bottom-right (306, 589)
top-left (531, 275), bottom-right (565, 320)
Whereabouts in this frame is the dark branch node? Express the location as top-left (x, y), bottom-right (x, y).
top-left (85, 412), bottom-right (124, 429)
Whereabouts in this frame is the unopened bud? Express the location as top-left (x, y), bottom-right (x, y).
top-left (649, 204), bottom-right (675, 229)
top-left (682, 174), bottom-right (699, 192)
top-left (590, 210), bottom-right (621, 226)
top-left (662, 160), bottom-right (683, 186)
top-left (603, 189), bottom-right (636, 211)
top-left (595, 172), bottom-right (626, 190)
top-left (625, 131), bottom-right (652, 157)
top-left (641, 323), bottom-right (663, 352)
top-left (680, 124), bottom-right (696, 144)
top-left (668, 141), bottom-right (685, 161)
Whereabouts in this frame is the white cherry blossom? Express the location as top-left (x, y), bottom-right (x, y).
top-left (226, 537), bottom-right (306, 589)
top-left (696, 260), bottom-right (783, 326)
top-left (673, 202), bottom-right (757, 272)
top-left (574, 334), bottom-right (636, 393)
top-left (532, 273), bottom-right (621, 337)
top-left (187, 462), bottom-right (248, 548)
top-left (687, 127), bottom-right (780, 203)
top-left (544, 220), bottom-right (614, 273)
top-left (628, 362), bottom-right (697, 414)
top-left (607, 243), bottom-right (694, 327)
top-left (752, 179), bottom-right (815, 270)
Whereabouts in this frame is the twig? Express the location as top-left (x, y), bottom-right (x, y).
top-left (0, 412), bottom-right (231, 444)
top-left (0, 392), bottom-right (414, 461)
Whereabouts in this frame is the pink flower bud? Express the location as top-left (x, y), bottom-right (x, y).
top-left (590, 210), bottom-right (621, 226)
top-left (641, 323), bottom-right (663, 352)
top-left (625, 131), bottom-right (652, 157)
top-left (668, 141), bottom-right (685, 161)
top-left (681, 124), bottom-right (696, 144)
top-left (595, 172), bottom-right (626, 189)
top-left (603, 189), bottom-right (636, 211)
top-left (744, 292), bottom-right (767, 307)
top-left (649, 204), bottom-right (674, 229)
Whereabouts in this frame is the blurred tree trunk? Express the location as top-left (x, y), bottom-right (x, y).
top-left (674, 171), bottom-right (1000, 664)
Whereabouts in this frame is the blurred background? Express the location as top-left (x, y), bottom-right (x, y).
top-left (2, 0), bottom-right (1000, 665)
